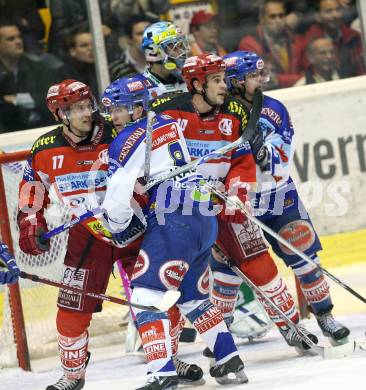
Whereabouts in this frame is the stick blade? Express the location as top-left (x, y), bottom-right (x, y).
top-left (156, 290), bottom-right (181, 311)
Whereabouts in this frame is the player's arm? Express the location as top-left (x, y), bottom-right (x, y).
top-left (253, 100), bottom-right (294, 181)
top-left (17, 153), bottom-right (50, 256)
top-left (102, 130), bottom-right (145, 234)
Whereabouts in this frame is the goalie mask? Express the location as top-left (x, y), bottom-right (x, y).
top-left (141, 21), bottom-right (190, 75)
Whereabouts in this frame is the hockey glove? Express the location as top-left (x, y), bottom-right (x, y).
top-left (110, 214), bottom-right (146, 246)
top-left (219, 186), bottom-right (248, 225)
top-left (17, 211), bottom-right (50, 256)
top-left (0, 243), bottom-right (20, 285)
top-left (249, 127), bottom-right (269, 170)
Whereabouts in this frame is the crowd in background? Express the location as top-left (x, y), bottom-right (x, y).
top-left (0, 0), bottom-right (364, 132)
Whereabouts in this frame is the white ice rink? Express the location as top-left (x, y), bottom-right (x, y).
top-left (1, 313), bottom-right (365, 390)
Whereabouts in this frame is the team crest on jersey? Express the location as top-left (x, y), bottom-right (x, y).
top-left (131, 250), bottom-right (150, 280)
top-left (197, 266), bottom-right (210, 295)
top-left (219, 118), bottom-right (233, 135)
top-left (159, 260), bottom-right (189, 290)
top-left (98, 148), bottom-right (109, 164)
top-left (278, 220), bottom-right (316, 256)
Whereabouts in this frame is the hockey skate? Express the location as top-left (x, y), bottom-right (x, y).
top-left (279, 325), bottom-right (318, 355)
top-left (210, 355), bottom-right (248, 385)
top-left (315, 311), bottom-right (350, 345)
top-left (230, 301), bottom-right (272, 342)
top-left (46, 352), bottom-right (90, 390)
top-left (135, 375), bottom-right (179, 390)
top-left (174, 357), bottom-right (205, 385)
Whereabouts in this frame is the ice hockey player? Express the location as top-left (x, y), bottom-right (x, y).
top-left (152, 53), bottom-right (319, 355)
top-left (0, 242), bottom-right (20, 285)
top-left (101, 74), bottom-right (248, 390)
top-left (141, 21), bottom-right (189, 100)
top-left (17, 79), bottom-right (143, 390)
top-left (223, 50), bottom-right (350, 345)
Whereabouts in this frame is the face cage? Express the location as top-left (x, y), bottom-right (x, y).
top-left (60, 96), bottom-right (98, 122)
top-left (161, 36), bottom-right (190, 68)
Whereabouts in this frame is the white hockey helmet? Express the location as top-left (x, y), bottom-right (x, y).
top-left (141, 21), bottom-right (190, 71)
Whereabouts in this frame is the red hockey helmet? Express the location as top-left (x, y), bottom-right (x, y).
top-left (182, 54), bottom-right (226, 92)
top-left (46, 79), bottom-right (95, 118)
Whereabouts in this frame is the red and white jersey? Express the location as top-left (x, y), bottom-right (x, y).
top-left (18, 117), bottom-right (131, 246)
top-left (152, 92), bottom-right (256, 189)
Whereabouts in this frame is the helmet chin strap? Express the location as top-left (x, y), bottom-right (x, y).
top-left (201, 87), bottom-right (218, 108)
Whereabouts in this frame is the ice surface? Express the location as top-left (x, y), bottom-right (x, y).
top-left (1, 313), bottom-right (365, 390)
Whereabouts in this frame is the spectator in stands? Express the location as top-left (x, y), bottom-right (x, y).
top-left (295, 36), bottom-right (342, 86)
top-left (0, 0), bottom-right (45, 54)
top-left (109, 0), bottom-right (170, 40)
top-left (237, 0), bottom-right (304, 88)
top-left (48, 0), bottom-right (116, 59)
top-left (305, 0), bottom-right (365, 77)
top-left (0, 21), bottom-right (57, 132)
top-left (60, 26), bottom-right (98, 97)
top-left (189, 10), bottom-right (226, 56)
top-left (109, 15), bottom-right (157, 81)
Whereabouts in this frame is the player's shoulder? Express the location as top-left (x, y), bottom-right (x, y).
top-left (151, 92), bottom-right (192, 112)
top-left (109, 119), bottom-right (146, 162)
top-left (222, 95), bottom-right (250, 127)
top-left (30, 126), bottom-right (64, 155)
top-left (262, 95), bottom-right (290, 127)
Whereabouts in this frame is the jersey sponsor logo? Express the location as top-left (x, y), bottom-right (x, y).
top-left (278, 220), bottom-right (316, 256)
top-left (197, 266), bottom-right (210, 295)
top-left (98, 148), bottom-right (109, 164)
top-left (301, 275), bottom-right (330, 303)
top-left (159, 260), bottom-right (189, 290)
top-left (76, 160), bottom-right (94, 166)
top-left (234, 220), bottom-right (268, 258)
top-left (87, 220), bottom-right (112, 238)
top-left (151, 124), bottom-right (179, 150)
top-left (192, 305), bottom-right (222, 333)
top-left (261, 107), bottom-right (282, 126)
top-left (57, 266), bottom-right (89, 311)
top-left (227, 101), bottom-right (248, 128)
top-left (151, 97), bottom-right (171, 107)
top-left (118, 127), bottom-right (145, 162)
top-left (55, 171), bottom-right (107, 193)
top-left (31, 135), bottom-right (57, 153)
top-left (131, 249), bottom-right (150, 280)
top-left (144, 342), bottom-right (167, 363)
top-left (219, 118), bottom-right (233, 136)
top-left (140, 322), bottom-right (165, 344)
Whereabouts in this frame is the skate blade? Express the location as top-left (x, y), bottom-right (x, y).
top-left (178, 378), bottom-right (206, 386)
top-left (214, 370), bottom-right (249, 385)
top-left (329, 336), bottom-right (349, 347)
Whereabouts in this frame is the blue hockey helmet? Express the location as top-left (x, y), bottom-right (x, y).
top-left (223, 51), bottom-right (269, 91)
top-left (141, 21), bottom-right (190, 71)
top-left (101, 74), bottom-right (152, 114)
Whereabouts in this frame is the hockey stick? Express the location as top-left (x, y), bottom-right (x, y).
top-left (144, 88), bottom-right (263, 191)
top-left (212, 244), bottom-right (324, 356)
top-left (40, 89), bottom-right (264, 243)
top-left (19, 271), bottom-right (180, 312)
top-left (143, 111), bottom-right (156, 183)
top-left (204, 181), bottom-right (366, 305)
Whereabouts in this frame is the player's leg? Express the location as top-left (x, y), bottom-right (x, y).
top-left (46, 225), bottom-right (116, 390)
top-left (211, 219), bottom-right (317, 352)
top-left (130, 208), bottom-right (215, 389)
top-left (264, 203), bottom-right (350, 344)
top-left (178, 247), bottom-right (248, 385)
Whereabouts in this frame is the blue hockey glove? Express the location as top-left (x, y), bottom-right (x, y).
top-left (110, 214), bottom-right (146, 246)
top-left (0, 243), bottom-right (20, 285)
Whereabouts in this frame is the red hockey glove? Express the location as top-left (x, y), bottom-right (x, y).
top-left (218, 186), bottom-right (248, 225)
top-left (17, 211), bottom-right (50, 256)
